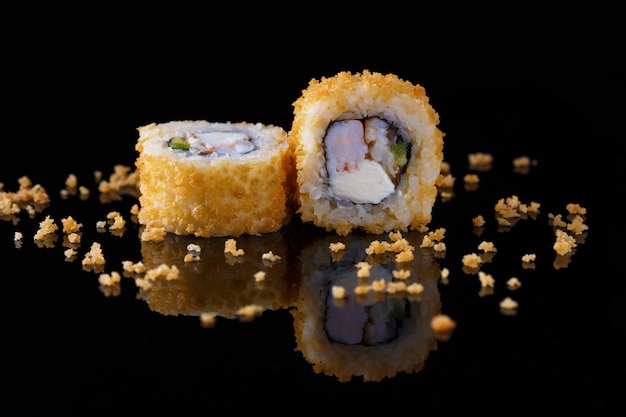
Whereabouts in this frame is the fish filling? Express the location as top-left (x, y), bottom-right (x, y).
top-left (324, 117), bottom-right (410, 204)
top-left (167, 129), bottom-right (256, 156)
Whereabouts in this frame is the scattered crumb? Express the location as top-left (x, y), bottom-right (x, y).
top-left (472, 215), bottom-right (486, 227)
top-left (478, 271), bottom-right (495, 288)
top-left (82, 242), bottom-right (105, 266)
top-left (462, 253), bottom-right (483, 268)
top-left (329, 242), bottom-right (345, 252)
top-left (406, 282), bottom-right (424, 295)
top-left (395, 250), bottom-right (414, 263)
top-left (355, 261), bottom-right (371, 278)
top-left (499, 296), bottom-right (519, 311)
top-left (236, 304), bottom-right (263, 321)
top-left (521, 253), bottom-right (536, 263)
top-left (553, 229), bottom-right (577, 255)
top-left (224, 238), bottom-right (244, 256)
top-left (331, 285), bottom-right (346, 299)
top-left (34, 215), bottom-right (58, 240)
top-left (506, 277), bottom-right (522, 290)
top-left (392, 269), bottom-right (411, 280)
top-left (430, 314), bottom-right (457, 341)
top-left (262, 251), bottom-right (281, 262)
top-left (254, 271), bottom-right (266, 282)
top-left (98, 271), bottom-right (122, 286)
top-left (200, 312), bottom-right (217, 328)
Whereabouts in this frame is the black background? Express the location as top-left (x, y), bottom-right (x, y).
top-left (2, 3), bottom-right (624, 415)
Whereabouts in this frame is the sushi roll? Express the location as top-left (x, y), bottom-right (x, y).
top-left (135, 120), bottom-right (294, 239)
top-left (289, 70), bottom-right (444, 236)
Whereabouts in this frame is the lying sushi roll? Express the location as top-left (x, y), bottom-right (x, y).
top-left (135, 120), bottom-right (294, 239)
top-left (289, 70), bottom-right (444, 236)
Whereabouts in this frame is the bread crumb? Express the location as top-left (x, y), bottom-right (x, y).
top-left (224, 238), bottom-right (244, 256)
top-left (145, 263), bottom-right (180, 281)
top-left (61, 216), bottom-right (83, 234)
top-left (331, 285), bottom-right (346, 299)
top-left (82, 242), bottom-right (105, 266)
top-left (521, 253), bottom-right (536, 263)
top-left (433, 242), bottom-right (446, 252)
top-left (262, 251), bottom-right (281, 262)
top-left (553, 229), bottom-right (577, 255)
top-left (67, 232), bottom-right (81, 244)
top-left (478, 271), bottom-right (495, 288)
top-left (254, 271), bottom-right (266, 282)
top-left (463, 173), bottom-right (479, 184)
top-left (395, 250), bottom-right (414, 263)
top-left (566, 203), bottom-right (587, 215)
top-left (392, 269), bottom-right (411, 280)
top-left (477, 241), bottom-right (497, 253)
top-left (566, 215), bottom-right (588, 235)
top-left (354, 284), bottom-right (371, 295)
top-left (468, 152), bottom-right (493, 170)
top-left (440, 267), bottom-right (450, 280)
top-left (200, 312), bottom-right (217, 328)
top-left (184, 253), bottom-right (200, 262)
top-left (499, 296), bottom-right (519, 310)
top-left (14, 231), bottom-right (23, 242)
top-left (64, 248), bottom-right (77, 259)
top-left (406, 282), bottom-right (424, 295)
top-left (430, 314), bottom-right (457, 341)
top-left (236, 304), bottom-right (263, 321)
top-left (462, 253), bottom-right (483, 268)
top-left (371, 279), bottom-right (386, 292)
top-left (122, 260), bottom-right (146, 274)
top-left (329, 242), bottom-right (345, 252)
top-left (140, 225), bottom-right (166, 242)
top-left (472, 215), bottom-right (486, 227)
top-left (98, 271), bottom-right (121, 286)
top-left (34, 215), bottom-right (58, 240)
top-left (506, 277), bottom-right (522, 290)
top-left (390, 238), bottom-right (414, 253)
top-left (386, 281), bottom-right (406, 294)
top-left (106, 211), bottom-right (126, 230)
top-left (365, 240), bottom-right (391, 255)
top-left (435, 173), bottom-right (456, 188)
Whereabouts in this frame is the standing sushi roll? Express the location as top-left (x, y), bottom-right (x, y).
top-left (289, 70), bottom-right (444, 236)
top-left (135, 120), bottom-right (294, 239)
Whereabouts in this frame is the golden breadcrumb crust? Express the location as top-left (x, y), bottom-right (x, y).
top-left (135, 121), bottom-right (294, 238)
top-left (288, 70), bottom-right (444, 236)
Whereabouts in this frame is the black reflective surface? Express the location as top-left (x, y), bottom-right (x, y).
top-left (2, 4), bottom-right (623, 415)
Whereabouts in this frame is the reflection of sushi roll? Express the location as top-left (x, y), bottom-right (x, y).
top-left (136, 228), bottom-right (299, 319)
top-left (289, 70), bottom-right (444, 236)
top-left (292, 230), bottom-right (441, 382)
top-left (135, 120), bottom-right (294, 239)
